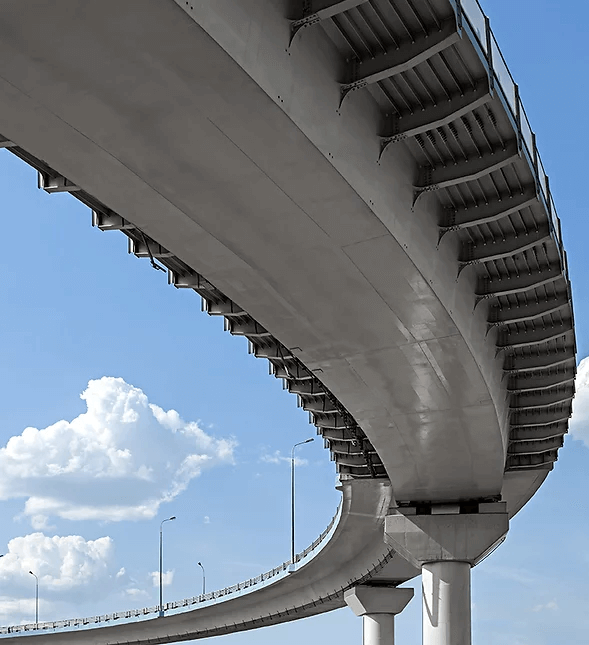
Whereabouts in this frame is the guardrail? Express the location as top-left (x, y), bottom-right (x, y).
top-left (0, 500), bottom-right (342, 636)
top-left (455, 0), bottom-right (567, 279)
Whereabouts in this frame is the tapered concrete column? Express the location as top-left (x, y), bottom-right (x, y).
top-left (422, 561), bottom-right (471, 645)
top-left (384, 502), bottom-right (508, 645)
top-left (344, 585), bottom-right (414, 645)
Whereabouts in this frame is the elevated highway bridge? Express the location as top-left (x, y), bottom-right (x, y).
top-left (0, 0), bottom-right (574, 643)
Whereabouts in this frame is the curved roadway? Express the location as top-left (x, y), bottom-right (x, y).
top-left (1, 480), bottom-right (418, 643)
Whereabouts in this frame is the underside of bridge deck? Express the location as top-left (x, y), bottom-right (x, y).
top-left (0, 0), bottom-right (574, 512)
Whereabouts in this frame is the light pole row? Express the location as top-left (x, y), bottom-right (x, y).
top-left (2, 437), bottom-right (314, 624)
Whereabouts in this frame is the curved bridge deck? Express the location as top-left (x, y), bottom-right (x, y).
top-left (0, 0), bottom-right (574, 641)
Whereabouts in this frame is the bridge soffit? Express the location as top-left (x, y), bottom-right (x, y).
top-left (285, 0), bottom-right (575, 477)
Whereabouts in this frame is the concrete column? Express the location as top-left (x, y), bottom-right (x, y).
top-left (344, 586), bottom-right (414, 645)
top-left (384, 502), bottom-right (509, 645)
top-left (363, 613), bottom-right (395, 645)
top-left (422, 561), bottom-right (471, 645)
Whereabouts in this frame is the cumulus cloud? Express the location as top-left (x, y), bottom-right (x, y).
top-left (0, 377), bottom-right (236, 525)
top-left (0, 533), bottom-right (113, 594)
top-left (570, 357), bottom-right (589, 446)
top-left (150, 570), bottom-right (174, 587)
top-left (260, 450), bottom-right (308, 466)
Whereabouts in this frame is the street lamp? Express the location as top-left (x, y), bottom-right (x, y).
top-left (28, 571), bottom-right (38, 625)
top-left (159, 516), bottom-right (176, 617)
top-left (197, 561), bottom-right (206, 596)
top-left (290, 438), bottom-right (314, 571)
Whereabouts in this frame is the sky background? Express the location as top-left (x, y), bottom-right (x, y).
top-left (0, 0), bottom-right (587, 643)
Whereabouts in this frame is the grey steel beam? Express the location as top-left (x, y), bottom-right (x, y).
top-left (37, 169), bottom-right (80, 193)
top-left (496, 319), bottom-right (573, 351)
top-left (341, 19), bottom-right (459, 100)
top-left (301, 398), bottom-right (340, 414)
top-left (510, 388), bottom-right (574, 410)
top-left (321, 427), bottom-right (359, 441)
top-left (205, 300), bottom-right (246, 317)
top-left (475, 270), bottom-right (563, 300)
top-left (168, 269), bottom-right (216, 292)
top-left (504, 349), bottom-right (575, 373)
top-left (459, 225), bottom-right (550, 266)
top-left (507, 367), bottom-right (576, 393)
top-left (313, 412), bottom-right (353, 429)
top-left (336, 453), bottom-right (378, 467)
top-left (92, 209), bottom-right (136, 232)
top-left (505, 451), bottom-right (558, 470)
top-left (511, 404), bottom-right (572, 426)
top-left (510, 424), bottom-right (568, 441)
top-left (507, 436), bottom-right (564, 454)
top-left (228, 319), bottom-right (271, 337)
top-left (290, 1), bottom-right (367, 42)
top-left (252, 341), bottom-right (294, 360)
top-left (487, 292), bottom-right (570, 327)
top-left (328, 439), bottom-right (374, 454)
top-left (0, 136), bottom-right (15, 148)
top-left (414, 140), bottom-right (519, 198)
top-left (128, 237), bottom-right (173, 259)
top-left (381, 80), bottom-right (492, 154)
top-left (288, 380), bottom-right (328, 397)
top-left (439, 185), bottom-right (537, 233)
top-left (272, 362), bottom-right (314, 380)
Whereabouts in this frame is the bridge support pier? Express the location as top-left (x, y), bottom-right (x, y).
top-left (384, 503), bottom-right (508, 645)
top-left (344, 585), bottom-right (414, 645)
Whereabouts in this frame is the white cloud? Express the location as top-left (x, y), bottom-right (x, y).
top-left (0, 377), bottom-right (236, 525)
top-left (125, 587), bottom-right (148, 599)
top-left (570, 357), bottom-right (589, 446)
top-left (0, 533), bottom-right (113, 594)
top-left (150, 570), bottom-right (174, 587)
top-left (116, 567), bottom-right (126, 578)
top-left (0, 597), bottom-right (45, 626)
top-left (203, 516), bottom-right (210, 524)
top-left (260, 450), bottom-right (308, 466)
top-left (532, 600), bottom-right (558, 612)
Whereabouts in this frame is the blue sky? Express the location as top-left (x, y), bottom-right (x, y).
top-left (0, 0), bottom-right (587, 643)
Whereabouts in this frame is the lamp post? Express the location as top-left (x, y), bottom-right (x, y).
top-left (28, 571), bottom-right (38, 625)
top-left (290, 438), bottom-right (314, 570)
top-left (159, 516), bottom-right (176, 617)
top-left (197, 561), bottom-right (206, 596)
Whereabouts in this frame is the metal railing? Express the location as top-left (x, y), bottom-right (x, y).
top-left (454, 0), bottom-right (567, 278)
top-left (0, 500), bottom-right (342, 636)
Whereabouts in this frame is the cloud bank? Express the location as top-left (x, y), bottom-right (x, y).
top-left (0, 377), bottom-right (236, 526)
